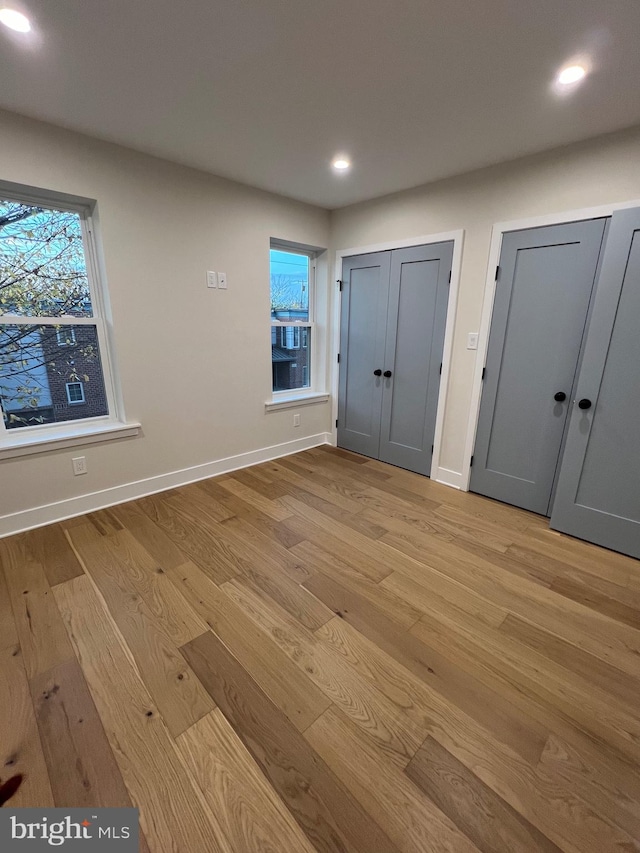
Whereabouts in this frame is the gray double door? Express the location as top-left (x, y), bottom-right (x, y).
top-left (338, 242), bottom-right (452, 476)
top-left (472, 208), bottom-right (640, 559)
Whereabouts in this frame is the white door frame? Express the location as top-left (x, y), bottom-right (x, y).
top-left (461, 197), bottom-right (640, 492)
top-left (331, 230), bottom-right (464, 481)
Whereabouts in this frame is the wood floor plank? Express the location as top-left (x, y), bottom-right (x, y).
top-left (368, 462), bottom-right (547, 532)
top-left (380, 565), bottom-right (508, 630)
top-left (267, 458), bottom-right (368, 510)
top-left (223, 577), bottom-right (427, 767)
top-left (197, 480), bottom-right (307, 548)
top-left (538, 734), bottom-right (640, 842)
top-left (286, 518), bottom-right (393, 583)
top-left (559, 566), bottom-right (640, 611)
top-left (214, 514), bottom-right (313, 583)
top-left (306, 707), bottom-right (481, 853)
top-left (304, 574), bottom-right (547, 765)
top-left (379, 528), bottom-right (640, 679)
top-left (169, 482), bottom-right (236, 523)
top-left (110, 501), bottom-right (187, 571)
top-left (137, 492), bottom-right (239, 584)
top-left (169, 561), bottom-right (331, 732)
top-left (297, 449), bottom-right (394, 487)
top-left (177, 709), bottom-right (317, 853)
top-left (278, 483), bottom-right (389, 539)
top-left (233, 558), bottom-right (334, 632)
top-left (229, 466), bottom-right (291, 500)
top-left (500, 613), bottom-right (640, 713)
top-left (30, 657), bottom-right (133, 807)
top-left (23, 523), bottom-right (84, 587)
top-left (0, 642), bottom-right (54, 808)
top-left (361, 499), bottom-right (514, 553)
top-left (282, 493), bottom-right (432, 574)
top-left (181, 629), bottom-right (401, 853)
top-left (0, 555), bottom-right (19, 651)
top-left (291, 539), bottom-right (422, 627)
top-left (411, 611), bottom-right (640, 766)
top-left (85, 508), bottom-right (126, 536)
top-left (53, 575), bottom-right (231, 853)
top-left (71, 525), bottom-right (208, 646)
top-left (67, 524), bottom-right (215, 738)
top-left (549, 574), bottom-right (640, 630)
top-left (453, 538), bottom-right (557, 588)
top-left (0, 536), bottom-right (75, 679)
top-left (432, 502), bottom-right (522, 551)
top-left (515, 528), bottom-right (633, 588)
top-left (405, 736), bottom-right (562, 853)
top-left (272, 457), bottom-right (371, 509)
top-left (216, 475), bottom-right (292, 521)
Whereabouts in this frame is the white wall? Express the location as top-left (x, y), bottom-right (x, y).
top-left (331, 125), bottom-right (640, 480)
top-left (0, 110), bottom-right (331, 532)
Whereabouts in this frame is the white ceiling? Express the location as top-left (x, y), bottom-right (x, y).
top-left (1, 0), bottom-right (639, 209)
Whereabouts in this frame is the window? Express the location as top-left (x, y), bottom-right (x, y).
top-left (270, 247), bottom-right (312, 392)
top-left (0, 185), bottom-right (125, 449)
top-left (56, 327), bottom-right (76, 346)
top-left (66, 382), bottom-right (85, 404)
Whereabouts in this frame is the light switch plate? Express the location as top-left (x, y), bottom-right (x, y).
top-left (218, 272), bottom-right (227, 289)
top-left (467, 332), bottom-right (479, 350)
top-left (207, 271), bottom-right (217, 289)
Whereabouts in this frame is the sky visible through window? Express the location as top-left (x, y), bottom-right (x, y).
top-left (270, 249), bottom-right (309, 317)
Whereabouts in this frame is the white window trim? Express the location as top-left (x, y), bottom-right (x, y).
top-left (0, 419), bottom-right (141, 459)
top-left (0, 179), bottom-right (140, 458)
top-left (270, 241), bottom-right (316, 401)
top-left (265, 392), bottom-right (329, 413)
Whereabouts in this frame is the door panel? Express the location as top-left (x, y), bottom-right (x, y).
top-left (551, 207), bottom-right (640, 558)
top-left (471, 219), bottom-right (607, 514)
top-left (379, 243), bottom-right (453, 475)
top-left (337, 253), bottom-right (390, 457)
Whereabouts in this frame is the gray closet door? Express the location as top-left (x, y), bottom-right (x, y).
top-left (378, 242), bottom-right (453, 475)
top-left (337, 252), bottom-right (390, 457)
top-left (550, 207), bottom-right (640, 558)
top-left (470, 219), bottom-right (607, 515)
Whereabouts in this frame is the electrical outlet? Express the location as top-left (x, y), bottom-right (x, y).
top-left (467, 332), bottom-right (479, 350)
top-left (72, 456), bottom-right (87, 476)
top-left (206, 271), bottom-right (217, 288)
top-left (293, 412), bottom-right (301, 427)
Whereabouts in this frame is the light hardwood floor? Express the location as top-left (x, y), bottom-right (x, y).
top-left (1, 446), bottom-right (640, 852)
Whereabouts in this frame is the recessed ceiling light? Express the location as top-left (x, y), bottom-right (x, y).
top-left (332, 156), bottom-right (351, 172)
top-left (0, 7), bottom-right (31, 32)
top-left (557, 65), bottom-right (586, 86)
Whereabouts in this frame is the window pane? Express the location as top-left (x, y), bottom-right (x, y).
top-left (270, 249), bottom-right (309, 322)
top-left (0, 200), bottom-right (93, 317)
top-left (272, 326), bottom-right (311, 392)
top-left (0, 323), bottom-right (108, 429)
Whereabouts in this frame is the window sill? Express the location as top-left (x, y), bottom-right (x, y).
top-left (265, 392), bottom-right (330, 413)
top-left (0, 420), bottom-right (142, 460)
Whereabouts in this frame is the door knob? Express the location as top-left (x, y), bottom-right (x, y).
top-left (554, 391), bottom-right (567, 402)
top-left (373, 369), bottom-right (382, 376)
top-left (578, 398), bottom-right (592, 410)
top-left (383, 370), bottom-right (392, 378)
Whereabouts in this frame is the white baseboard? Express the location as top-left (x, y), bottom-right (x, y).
top-left (434, 467), bottom-right (465, 490)
top-left (0, 432), bottom-right (332, 539)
